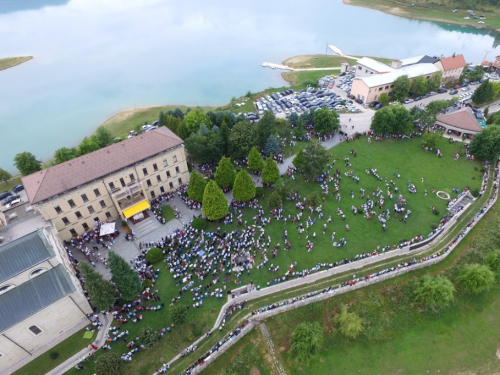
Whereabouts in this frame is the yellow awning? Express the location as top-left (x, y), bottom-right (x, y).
top-left (122, 200), bottom-right (150, 218)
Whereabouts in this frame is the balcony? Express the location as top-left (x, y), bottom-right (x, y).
top-left (118, 193), bottom-right (146, 211)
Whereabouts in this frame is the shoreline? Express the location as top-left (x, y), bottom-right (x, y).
top-left (0, 56), bottom-right (33, 71)
top-left (342, 0), bottom-right (500, 34)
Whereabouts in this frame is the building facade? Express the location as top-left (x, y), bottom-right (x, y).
top-left (22, 127), bottom-right (189, 240)
top-left (434, 54), bottom-right (467, 82)
top-left (0, 228), bottom-right (93, 374)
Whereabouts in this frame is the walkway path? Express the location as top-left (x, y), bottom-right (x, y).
top-left (261, 61), bottom-right (341, 72)
top-left (47, 313), bottom-right (112, 375)
top-left (259, 323), bottom-right (286, 375)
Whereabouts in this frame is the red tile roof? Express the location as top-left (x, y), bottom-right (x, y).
top-left (22, 127), bottom-right (183, 204)
top-left (436, 107), bottom-right (481, 133)
top-left (440, 54), bottom-right (467, 71)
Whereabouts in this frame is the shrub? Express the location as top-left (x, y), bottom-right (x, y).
top-left (143, 279), bottom-right (152, 288)
top-left (95, 353), bottom-right (122, 375)
top-left (192, 217), bottom-right (208, 230)
top-left (172, 304), bottom-right (187, 325)
top-left (146, 247), bottom-right (163, 263)
top-left (471, 189), bottom-right (480, 198)
top-left (137, 326), bottom-right (160, 349)
top-left (49, 351), bottom-right (59, 360)
top-left (255, 187), bottom-right (265, 197)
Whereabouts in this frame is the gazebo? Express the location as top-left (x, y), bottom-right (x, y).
top-left (435, 107), bottom-right (483, 142)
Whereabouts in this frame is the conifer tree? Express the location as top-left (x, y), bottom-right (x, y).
top-left (202, 180), bottom-right (229, 220)
top-left (79, 263), bottom-right (116, 311)
top-left (215, 156), bottom-right (236, 188)
top-left (261, 156), bottom-right (280, 185)
top-left (187, 171), bottom-right (207, 202)
top-left (232, 169), bottom-right (256, 202)
top-left (108, 251), bottom-right (143, 302)
top-left (247, 147), bottom-right (264, 173)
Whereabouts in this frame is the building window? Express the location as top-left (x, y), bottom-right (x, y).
top-left (175, 166), bottom-right (180, 174)
top-left (378, 87), bottom-right (383, 91)
top-left (169, 182), bottom-right (174, 189)
top-left (173, 155), bottom-right (178, 163)
top-left (68, 199), bottom-right (76, 208)
top-left (163, 159), bottom-right (168, 167)
top-left (94, 217), bottom-right (99, 222)
top-left (105, 212), bottom-right (112, 219)
top-left (75, 211), bottom-right (82, 219)
top-left (129, 173), bottom-right (135, 181)
top-left (62, 217), bottom-right (70, 225)
top-left (120, 178), bottom-right (126, 187)
top-left (143, 167), bottom-right (148, 176)
top-left (100, 200), bottom-right (106, 208)
top-left (146, 179), bottom-right (152, 187)
top-left (160, 186), bottom-right (165, 193)
top-left (156, 175), bottom-right (161, 182)
top-left (81, 194), bottom-right (88, 203)
top-left (28, 325), bottom-right (43, 335)
top-left (93, 188), bottom-right (101, 197)
top-left (385, 86), bottom-right (389, 89)
top-left (153, 163), bottom-right (158, 171)
top-left (358, 66), bottom-right (362, 70)
top-left (70, 229), bottom-right (77, 236)
top-left (390, 84), bottom-right (394, 88)
top-left (82, 222), bottom-right (89, 230)
top-left (178, 178), bottom-right (182, 185)
top-left (109, 182), bottom-right (115, 190)
top-left (166, 171), bottom-right (171, 178)
top-left (30, 268), bottom-right (46, 278)
top-left (54, 206), bottom-right (62, 214)
top-left (151, 191), bottom-right (156, 198)
top-left (88, 205), bottom-right (95, 214)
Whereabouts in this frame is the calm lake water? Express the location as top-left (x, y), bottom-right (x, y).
top-left (1, 0), bottom-right (500, 172)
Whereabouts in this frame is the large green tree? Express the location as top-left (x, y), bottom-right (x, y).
top-left (472, 80), bottom-right (495, 105)
top-left (54, 147), bottom-right (78, 164)
top-left (294, 116), bottom-right (307, 138)
top-left (184, 131), bottom-right (224, 164)
top-left (94, 126), bottom-right (114, 148)
top-left (187, 171), bottom-right (207, 202)
top-left (263, 134), bottom-right (280, 156)
top-left (268, 189), bottom-right (283, 209)
top-left (78, 136), bottom-right (100, 155)
top-left (288, 322), bottom-right (324, 365)
top-left (219, 120), bottom-right (230, 155)
top-left (391, 75), bottom-right (411, 102)
top-left (371, 104), bottom-right (413, 135)
top-left (456, 264), bottom-right (495, 294)
top-left (276, 118), bottom-right (292, 140)
top-left (411, 76), bottom-right (428, 96)
top-left (229, 121), bottom-right (256, 159)
top-left (232, 169), bottom-right (255, 202)
top-left (297, 140), bottom-right (329, 180)
top-left (215, 156), bottom-right (236, 188)
top-left (256, 111), bottom-right (276, 148)
top-left (247, 147), bottom-right (264, 173)
top-left (485, 250), bottom-right (500, 274)
top-left (202, 180), bottom-right (228, 220)
top-left (422, 131), bottom-right (441, 149)
top-left (79, 263), bottom-right (116, 311)
top-left (137, 326), bottom-right (160, 349)
top-left (0, 168), bottom-right (12, 184)
top-left (183, 109), bottom-right (212, 134)
top-left (427, 71), bottom-right (442, 92)
top-left (94, 353), bottom-right (122, 375)
top-left (413, 275), bottom-right (455, 310)
top-left (261, 156), bottom-right (280, 185)
top-left (313, 107), bottom-right (340, 134)
top-left (108, 251), bottom-right (143, 302)
top-left (172, 304), bottom-right (187, 325)
top-left (13, 151), bottom-right (41, 176)
top-left (288, 112), bottom-right (299, 126)
top-left (469, 124), bottom-right (500, 160)
top-left (333, 305), bottom-right (363, 339)
top-left (378, 93), bottom-right (390, 106)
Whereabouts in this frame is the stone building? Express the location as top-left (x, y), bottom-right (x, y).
top-left (22, 127), bottom-right (189, 240)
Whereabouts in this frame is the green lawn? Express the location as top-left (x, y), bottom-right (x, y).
top-left (0, 56), bottom-right (33, 71)
top-left (160, 205), bottom-right (175, 222)
top-left (29, 135), bottom-right (483, 375)
top-left (0, 177), bottom-right (22, 193)
top-left (13, 326), bottom-right (91, 375)
top-left (281, 70), bottom-right (340, 86)
top-left (347, 0), bottom-right (500, 30)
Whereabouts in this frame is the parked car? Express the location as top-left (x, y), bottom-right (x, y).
top-left (355, 98), bottom-right (363, 104)
top-left (2, 194), bottom-right (19, 205)
top-left (449, 89), bottom-right (458, 95)
top-left (0, 191), bottom-right (12, 200)
top-left (12, 185), bottom-right (24, 193)
top-left (438, 88), bottom-right (448, 93)
top-left (461, 86), bottom-right (471, 91)
top-left (404, 98), bottom-right (414, 104)
top-left (373, 103), bottom-right (383, 110)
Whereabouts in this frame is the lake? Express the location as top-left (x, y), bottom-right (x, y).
top-left (1, 0), bottom-right (500, 172)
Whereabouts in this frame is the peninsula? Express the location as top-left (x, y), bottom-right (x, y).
top-left (0, 56), bottom-right (33, 71)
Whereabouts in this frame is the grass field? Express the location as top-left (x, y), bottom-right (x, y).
top-left (281, 70), bottom-right (340, 86)
top-left (345, 0), bottom-right (500, 30)
top-left (13, 326), bottom-right (91, 375)
top-left (0, 177), bottom-right (22, 193)
top-left (23, 135), bottom-right (482, 375)
top-left (0, 56), bottom-right (33, 71)
top-left (205, 191), bottom-right (500, 375)
top-left (282, 54), bottom-right (393, 70)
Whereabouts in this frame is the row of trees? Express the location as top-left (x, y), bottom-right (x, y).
top-left (79, 251), bottom-right (143, 311)
top-left (390, 72), bottom-right (443, 103)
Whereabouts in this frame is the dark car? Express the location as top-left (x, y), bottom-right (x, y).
top-left (2, 194), bottom-right (19, 205)
top-left (0, 191), bottom-right (12, 200)
top-left (438, 88), bottom-right (448, 93)
top-left (370, 101), bottom-right (380, 108)
top-left (374, 103), bottom-right (383, 110)
top-left (12, 185), bottom-right (24, 193)
top-left (355, 98), bottom-right (363, 104)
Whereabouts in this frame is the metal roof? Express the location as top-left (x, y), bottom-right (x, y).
top-left (0, 230), bottom-right (54, 283)
top-left (0, 264), bottom-right (75, 333)
top-left (356, 57), bottom-right (394, 73)
top-left (357, 64), bottom-right (441, 88)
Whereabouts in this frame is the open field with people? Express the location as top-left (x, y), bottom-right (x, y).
top-left (204, 191), bottom-right (500, 375)
top-left (344, 0), bottom-right (500, 30)
top-left (0, 56), bottom-right (32, 71)
top-left (35, 134), bottom-right (483, 375)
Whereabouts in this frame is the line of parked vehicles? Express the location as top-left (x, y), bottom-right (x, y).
top-left (0, 184), bottom-right (24, 208)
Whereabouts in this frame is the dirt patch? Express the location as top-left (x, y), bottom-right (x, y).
top-left (278, 346), bottom-right (286, 353)
top-left (496, 347), bottom-right (500, 359)
top-left (250, 366), bottom-right (261, 375)
top-left (102, 108), bottom-right (147, 127)
top-left (389, 7), bottom-right (407, 17)
top-left (282, 55), bottom-right (313, 69)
